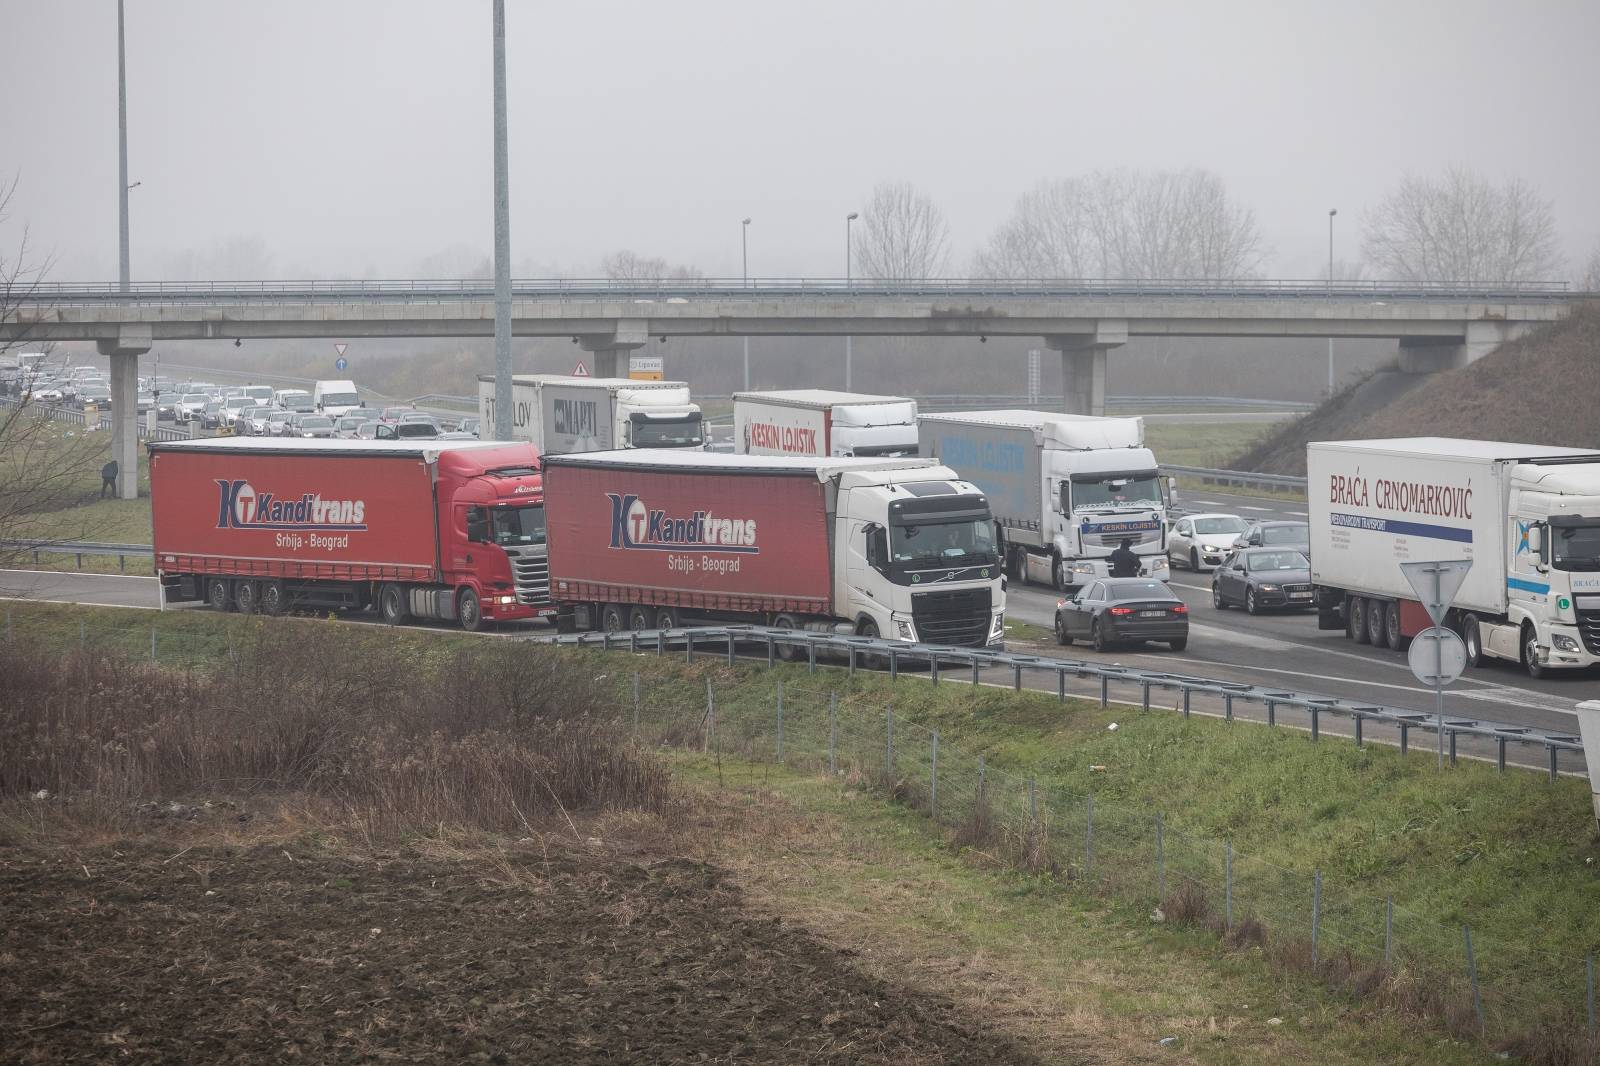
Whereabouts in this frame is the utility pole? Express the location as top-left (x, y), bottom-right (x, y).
top-left (118, 0), bottom-right (130, 292)
top-left (845, 211), bottom-right (858, 391)
top-left (490, 0), bottom-right (513, 441)
top-left (741, 217), bottom-right (751, 392)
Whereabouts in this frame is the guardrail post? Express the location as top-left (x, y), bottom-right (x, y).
top-left (1310, 705), bottom-right (1319, 740)
top-left (1497, 737), bottom-right (1506, 772)
top-left (685, 631), bottom-right (693, 663)
top-left (1057, 668), bottom-right (1067, 703)
top-left (971, 658), bottom-right (980, 687)
top-left (848, 644), bottom-right (856, 676)
top-left (889, 648), bottom-right (898, 681)
top-left (1181, 687), bottom-right (1190, 719)
top-left (1400, 720), bottom-right (1409, 754)
top-left (828, 692), bottom-right (837, 775)
top-left (1550, 746), bottom-right (1559, 782)
top-left (1013, 662), bottom-right (1022, 692)
top-left (1355, 714), bottom-right (1364, 748)
top-left (930, 730), bottom-right (938, 819)
top-left (765, 633), bottom-right (774, 668)
top-left (632, 671), bottom-right (640, 735)
top-left (1266, 698), bottom-right (1276, 727)
top-left (1099, 674), bottom-right (1108, 708)
top-left (1449, 730), bottom-right (1458, 767)
top-left (1225, 843), bottom-right (1233, 933)
top-left (629, 631), bottom-right (638, 654)
top-left (776, 680), bottom-right (784, 761)
top-left (808, 640), bottom-right (816, 674)
top-left (1312, 870), bottom-right (1322, 966)
top-left (1224, 692), bottom-right (1234, 722)
top-left (726, 631), bottom-right (735, 666)
top-left (1084, 794), bottom-right (1094, 881)
top-left (1463, 925), bottom-right (1484, 1036)
top-left (1141, 680), bottom-right (1150, 712)
top-left (656, 630), bottom-right (664, 656)
top-left (1156, 813), bottom-right (1165, 900)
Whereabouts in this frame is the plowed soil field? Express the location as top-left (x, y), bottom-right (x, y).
top-left (0, 838), bottom-right (1045, 1064)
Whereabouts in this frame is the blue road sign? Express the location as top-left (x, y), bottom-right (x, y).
top-left (335, 357), bottom-right (348, 371)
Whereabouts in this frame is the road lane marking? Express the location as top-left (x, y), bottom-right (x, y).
top-left (1287, 510), bottom-right (1308, 516)
top-left (1240, 506), bottom-right (1273, 512)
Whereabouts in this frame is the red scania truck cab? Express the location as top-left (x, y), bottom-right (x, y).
top-left (147, 437), bottom-right (551, 630)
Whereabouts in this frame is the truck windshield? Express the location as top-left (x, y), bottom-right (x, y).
top-left (890, 518), bottom-right (999, 567)
top-left (1552, 524), bottom-right (1600, 572)
top-left (1072, 474), bottom-right (1162, 509)
top-left (320, 392), bottom-right (359, 406)
top-left (631, 415), bottom-right (704, 448)
top-left (491, 505), bottom-right (546, 546)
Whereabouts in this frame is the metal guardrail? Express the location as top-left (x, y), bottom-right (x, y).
top-left (697, 393), bottom-right (1317, 412)
top-left (1161, 463), bottom-right (1308, 493)
top-left (17, 277), bottom-right (1575, 301)
top-left (1, 394), bottom-right (207, 442)
top-left (545, 624), bottom-right (1583, 778)
top-left (0, 539), bottom-right (153, 572)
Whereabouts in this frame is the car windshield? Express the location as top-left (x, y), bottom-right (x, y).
top-left (1107, 581), bottom-right (1171, 600)
top-left (336, 418), bottom-right (364, 429)
top-left (1072, 473), bottom-right (1163, 509)
top-left (321, 392), bottom-right (359, 406)
top-left (395, 422), bottom-right (438, 437)
top-left (889, 517), bottom-right (998, 566)
top-left (181, 394), bottom-right (206, 404)
top-left (631, 415), bottom-right (705, 448)
top-left (1552, 524), bottom-right (1600, 572)
top-left (1193, 517), bottom-right (1246, 535)
top-left (1247, 550), bottom-right (1308, 571)
top-left (491, 504), bottom-right (546, 546)
top-left (268, 411), bottom-right (291, 423)
top-left (1262, 524), bottom-right (1308, 545)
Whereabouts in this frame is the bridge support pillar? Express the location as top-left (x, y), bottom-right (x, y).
top-left (578, 319), bottom-right (649, 379)
top-left (1398, 320), bottom-right (1534, 375)
top-left (1046, 320), bottom-right (1126, 417)
top-left (96, 326), bottom-right (151, 499)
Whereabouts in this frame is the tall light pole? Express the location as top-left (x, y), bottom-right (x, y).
top-left (741, 217), bottom-right (751, 391)
top-left (845, 211), bottom-right (858, 391)
top-left (117, 0), bottom-right (130, 292)
top-left (1327, 207), bottom-right (1337, 397)
top-left (490, 0), bottom-right (513, 441)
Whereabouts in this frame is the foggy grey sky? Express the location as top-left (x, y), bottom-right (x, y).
top-left (2, 0), bottom-right (1596, 282)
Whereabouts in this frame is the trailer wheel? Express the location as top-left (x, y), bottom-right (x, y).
top-left (1460, 613), bottom-right (1483, 667)
top-left (627, 604), bottom-right (655, 632)
top-left (379, 583), bottom-right (410, 626)
top-left (601, 603), bottom-right (626, 634)
top-left (655, 606), bottom-right (678, 630)
top-left (207, 577), bottom-right (232, 612)
top-left (1383, 601), bottom-right (1406, 651)
top-left (1366, 599), bottom-right (1387, 646)
top-left (260, 580), bottom-right (287, 617)
top-left (456, 588), bottom-right (483, 632)
top-left (234, 580), bottom-right (259, 615)
top-left (1349, 597), bottom-right (1369, 643)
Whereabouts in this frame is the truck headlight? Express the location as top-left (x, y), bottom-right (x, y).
top-left (1553, 634), bottom-right (1580, 652)
top-left (1071, 562), bottom-right (1096, 575)
top-left (989, 612), bottom-right (1005, 641)
top-left (499, 595), bottom-right (517, 605)
top-left (895, 619), bottom-right (916, 642)
top-left (1150, 556), bottom-right (1168, 572)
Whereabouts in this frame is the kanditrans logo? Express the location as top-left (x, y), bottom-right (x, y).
top-left (215, 480), bottom-right (367, 531)
top-left (606, 493), bottom-right (758, 553)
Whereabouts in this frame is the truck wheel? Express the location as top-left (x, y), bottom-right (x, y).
top-left (1460, 613), bottom-right (1483, 667)
top-left (1383, 601), bottom-right (1406, 651)
top-left (457, 588), bottom-right (483, 632)
top-left (1366, 599), bottom-right (1387, 647)
top-left (1523, 623), bottom-right (1545, 680)
top-left (1350, 597), bottom-right (1369, 643)
top-left (773, 615), bottom-right (802, 662)
top-left (379, 583), bottom-right (410, 626)
top-left (628, 604), bottom-right (655, 632)
top-left (207, 577), bottom-right (231, 612)
top-left (260, 580), bottom-right (287, 617)
top-left (1051, 555), bottom-right (1065, 592)
top-left (234, 580), bottom-right (259, 615)
top-left (655, 606), bottom-right (678, 630)
top-left (601, 604), bottom-right (626, 633)
top-left (857, 619), bottom-right (886, 670)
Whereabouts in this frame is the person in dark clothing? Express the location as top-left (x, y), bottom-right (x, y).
top-left (1107, 537), bottom-right (1140, 578)
top-left (100, 460), bottom-right (118, 498)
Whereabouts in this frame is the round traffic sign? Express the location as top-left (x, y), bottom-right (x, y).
top-left (335, 357), bottom-right (348, 371)
top-left (1407, 626), bottom-right (1466, 686)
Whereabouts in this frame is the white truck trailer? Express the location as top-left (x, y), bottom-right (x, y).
top-left (918, 410), bottom-right (1170, 590)
top-left (1307, 438), bottom-right (1600, 677)
top-left (733, 390), bottom-right (919, 458)
top-left (477, 375), bottom-right (706, 454)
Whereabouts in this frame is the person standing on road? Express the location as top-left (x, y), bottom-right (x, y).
top-left (100, 460), bottom-right (119, 498)
top-left (1107, 537), bottom-right (1140, 578)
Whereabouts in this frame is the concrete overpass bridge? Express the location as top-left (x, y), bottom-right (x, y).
top-left (5, 277), bottom-right (1573, 498)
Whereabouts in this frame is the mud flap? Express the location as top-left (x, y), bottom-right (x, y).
top-left (1316, 587), bottom-right (1344, 631)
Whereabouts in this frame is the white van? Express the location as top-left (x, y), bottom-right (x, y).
top-left (314, 379), bottom-right (362, 417)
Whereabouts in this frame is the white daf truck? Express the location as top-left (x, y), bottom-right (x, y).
top-left (477, 375), bottom-right (707, 453)
top-left (733, 390), bottom-right (919, 458)
top-left (1308, 437), bottom-right (1600, 678)
top-left (918, 410), bottom-right (1171, 591)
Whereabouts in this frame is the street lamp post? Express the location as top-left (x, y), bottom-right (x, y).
top-left (741, 217), bottom-right (752, 391)
top-left (845, 211), bottom-right (858, 391)
top-left (1327, 207), bottom-right (1337, 397)
top-left (117, 0), bottom-right (130, 292)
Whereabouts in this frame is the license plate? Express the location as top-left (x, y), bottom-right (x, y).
top-left (1140, 610), bottom-right (1168, 618)
top-left (1290, 592), bottom-right (1312, 600)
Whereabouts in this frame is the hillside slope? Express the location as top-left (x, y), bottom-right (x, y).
top-left (1234, 302), bottom-right (1600, 474)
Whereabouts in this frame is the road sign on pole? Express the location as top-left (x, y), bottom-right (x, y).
top-left (1398, 559), bottom-right (1473, 768)
top-left (335, 357), bottom-right (348, 371)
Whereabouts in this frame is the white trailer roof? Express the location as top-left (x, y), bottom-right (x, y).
top-left (920, 409), bottom-right (1145, 450)
top-left (732, 389), bottom-right (913, 408)
top-left (1313, 438), bottom-right (1600, 462)
top-left (477, 373), bottom-right (688, 390)
top-left (147, 437), bottom-right (531, 461)
top-left (541, 447), bottom-right (941, 481)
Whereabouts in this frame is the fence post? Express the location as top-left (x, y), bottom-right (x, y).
top-left (1084, 794), bottom-right (1094, 881)
top-left (1587, 954), bottom-right (1595, 1042)
top-left (1225, 843), bottom-right (1233, 933)
top-left (776, 680), bottom-right (784, 762)
top-left (930, 729), bottom-right (939, 819)
top-left (1312, 870), bottom-right (1322, 966)
top-left (828, 692), bottom-right (837, 775)
top-left (1029, 776), bottom-right (1037, 825)
top-left (632, 671), bottom-right (640, 735)
top-left (885, 705), bottom-right (894, 778)
top-left (1463, 925), bottom-right (1484, 1036)
top-left (977, 755), bottom-right (986, 804)
top-left (1156, 813), bottom-right (1165, 901)
top-left (80, 620), bottom-right (85, 648)
top-left (703, 676), bottom-right (714, 753)
top-left (150, 624), bottom-right (156, 662)
top-left (1384, 897), bottom-right (1393, 969)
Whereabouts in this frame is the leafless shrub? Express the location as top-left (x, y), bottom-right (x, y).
top-left (1162, 880), bottom-right (1213, 928)
top-left (951, 792), bottom-right (998, 851)
top-left (1362, 167), bottom-right (1563, 284)
top-left (854, 182), bottom-right (951, 281)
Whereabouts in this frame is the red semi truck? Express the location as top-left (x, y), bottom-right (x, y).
top-left (542, 450), bottom-right (1006, 648)
top-left (148, 437), bottom-right (552, 630)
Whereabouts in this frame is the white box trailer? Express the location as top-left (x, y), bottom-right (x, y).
top-left (918, 410), bottom-right (1170, 590)
top-left (733, 390), bottom-right (919, 458)
top-left (478, 375), bottom-right (706, 454)
top-left (1307, 437), bottom-right (1600, 676)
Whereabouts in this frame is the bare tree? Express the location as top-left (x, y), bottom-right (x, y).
top-left (1361, 168), bottom-right (1562, 284)
top-left (973, 168), bottom-right (1261, 279)
top-left (854, 182), bottom-right (951, 280)
top-left (600, 250), bottom-right (703, 281)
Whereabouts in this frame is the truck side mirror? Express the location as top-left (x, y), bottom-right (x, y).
top-left (1527, 524), bottom-right (1543, 556)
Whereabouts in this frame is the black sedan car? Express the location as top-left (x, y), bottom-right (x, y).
top-left (1054, 577), bottom-right (1189, 652)
top-left (1211, 549), bottom-right (1314, 613)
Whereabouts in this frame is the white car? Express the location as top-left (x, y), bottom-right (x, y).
top-left (1167, 513), bottom-right (1249, 572)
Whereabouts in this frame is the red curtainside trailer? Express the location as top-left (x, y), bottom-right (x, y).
top-left (148, 437), bottom-right (552, 629)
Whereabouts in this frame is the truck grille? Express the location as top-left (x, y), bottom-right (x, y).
top-left (911, 587), bottom-right (993, 648)
top-left (509, 550), bottom-right (550, 608)
top-left (1579, 611), bottom-right (1600, 655)
top-left (1085, 527), bottom-right (1162, 550)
